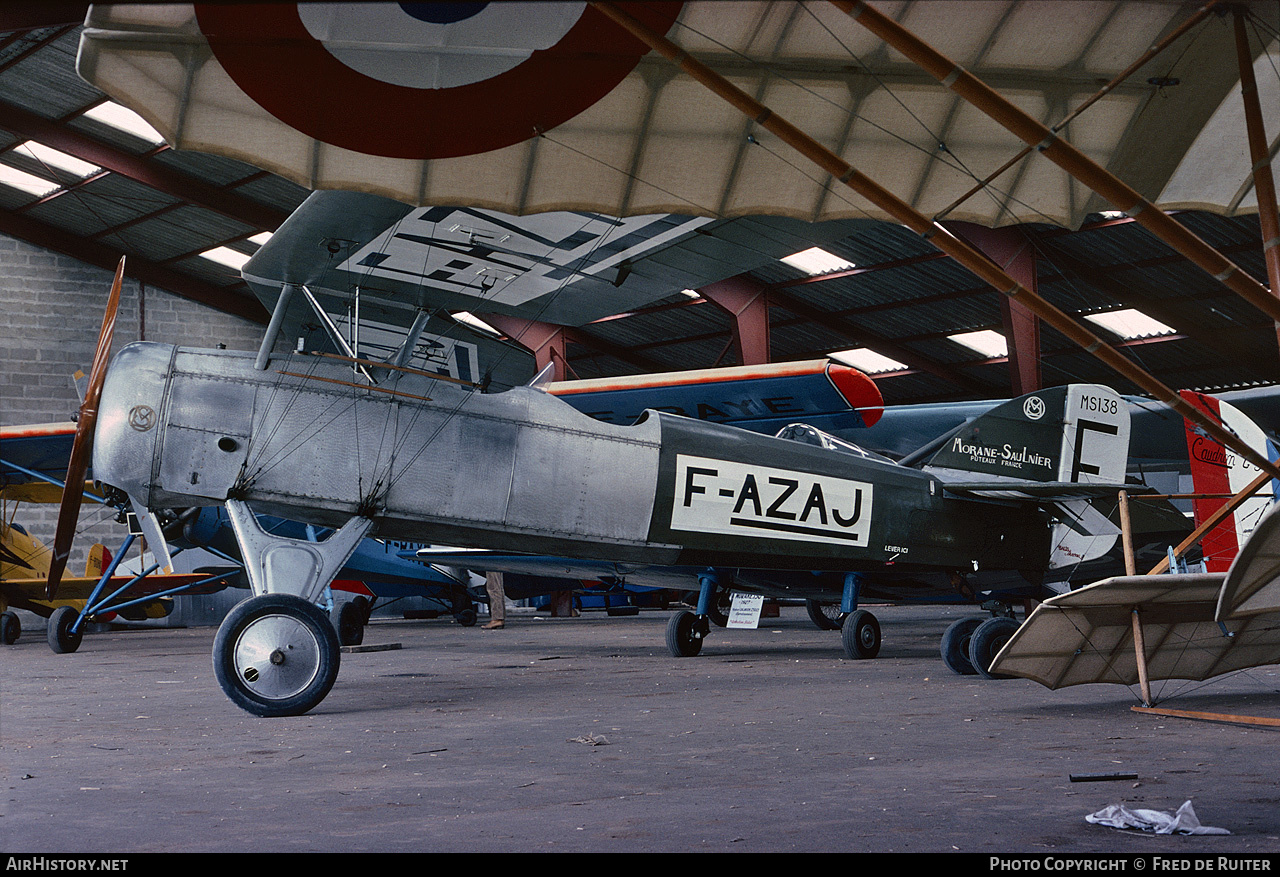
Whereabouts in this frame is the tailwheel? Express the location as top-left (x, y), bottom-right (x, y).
top-left (214, 594), bottom-right (340, 717)
top-left (2, 610), bottom-right (19, 645)
top-left (665, 609), bottom-right (707, 657)
top-left (968, 616), bottom-right (1020, 680)
top-left (841, 609), bottom-right (880, 659)
top-left (47, 605), bottom-right (83, 654)
top-left (940, 617), bottom-right (983, 675)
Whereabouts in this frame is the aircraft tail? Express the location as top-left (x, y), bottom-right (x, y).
top-left (924, 385), bottom-right (1131, 568)
top-left (924, 384), bottom-right (1130, 485)
top-left (1181, 390), bottom-right (1280, 572)
top-left (85, 543), bottom-right (113, 579)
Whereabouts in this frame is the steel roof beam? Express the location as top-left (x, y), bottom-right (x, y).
top-left (0, 98), bottom-right (289, 232)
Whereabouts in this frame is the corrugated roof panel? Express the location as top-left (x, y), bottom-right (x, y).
top-left (22, 174), bottom-right (181, 237)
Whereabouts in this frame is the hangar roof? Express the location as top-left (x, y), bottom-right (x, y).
top-left (0, 4), bottom-right (1277, 406)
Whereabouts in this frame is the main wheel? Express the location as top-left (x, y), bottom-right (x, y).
top-left (47, 605), bottom-right (83, 654)
top-left (940, 617), bottom-right (983, 675)
top-left (841, 609), bottom-right (881, 659)
top-left (1, 610), bottom-right (19, 645)
top-left (968, 616), bottom-right (1020, 679)
top-left (806, 600), bottom-right (845, 631)
top-left (665, 609), bottom-right (705, 657)
top-left (214, 594), bottom-right (340, 717)
top-left (331, 600), bottom-right (365, 646)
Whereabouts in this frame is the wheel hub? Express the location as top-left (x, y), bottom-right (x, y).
top-left (233, 614), bottom-right (322, 700)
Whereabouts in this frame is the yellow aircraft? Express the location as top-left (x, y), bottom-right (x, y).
top-left (1, 422), bottom-right (230, 652)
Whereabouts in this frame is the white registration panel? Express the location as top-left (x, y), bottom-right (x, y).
top-left (670, 454), bottom-right (873, 547)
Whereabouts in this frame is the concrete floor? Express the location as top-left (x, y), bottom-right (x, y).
top-left (3, 603), bottom-right (1279, 854)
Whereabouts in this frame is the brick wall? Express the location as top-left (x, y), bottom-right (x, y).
top-left (1, 236), bottom-right (265, 628)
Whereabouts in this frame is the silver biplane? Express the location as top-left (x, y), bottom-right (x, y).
top-left (48, 2), bottom-right (1280, 716)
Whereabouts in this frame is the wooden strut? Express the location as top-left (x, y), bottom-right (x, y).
top-left (591, 2), bottom-right (1280, 485)
top-left (1234, 8), bottom-right (1280, 348)
top-left (1132, 706), bottom-right (1280, 728)
top-left (1146, 469), bottom-right (1273, 575)
top-left (301, 350), bottom-right (481, 388)
top-left (834, 0), bottom-right (1280, 330)
top-left (277, 371), bottom-right (434, 403)
top-left (1131, 605), bottom-right (1152, 707)
top-left (933, 0), bottom-right (1223, 223)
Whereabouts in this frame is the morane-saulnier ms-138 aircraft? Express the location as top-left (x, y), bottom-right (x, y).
top-left (60, 2), bottom-right (1280, 717)
top-left (86, 325), bottom-right (1149, 717)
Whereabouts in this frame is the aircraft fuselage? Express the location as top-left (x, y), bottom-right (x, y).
top-left (94, 342), bottom-right (1049, 587)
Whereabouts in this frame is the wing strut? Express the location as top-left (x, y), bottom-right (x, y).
top-left (833, 0), bottom-right (1280, 329)
top-left (590, 2), bottom-right (1280, 484)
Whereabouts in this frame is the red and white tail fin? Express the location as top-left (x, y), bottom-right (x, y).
top-left (1181, 390), bottom-right (1280, 572)
top-left (85, 543), bottom-right (113, 579)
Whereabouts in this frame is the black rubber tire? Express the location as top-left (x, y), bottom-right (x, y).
top-left (806, 600), bottom-right (845, 631)
top-left (841, 609), bottom-right (881, 659)
top-left (47, 605), bottom-right (82, 654)
top-left (349, 595), bottom-right (372, 624)
top-left (454, 607), bottom-right (478, 627)
top-left (968, 616), bottom-right (1020, 680)
top-left (665, 609), bottom-right (704, 657)
top-left (1, 610), bottom-right (19, 645)
top-left (331, 600), bottom-right (365, 646)
top-left (214, 594), bottom-right (340, 717)
top-left (940, 617), bottom-right (983, 676)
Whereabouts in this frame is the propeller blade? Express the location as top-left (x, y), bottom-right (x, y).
top-left (47, 256), bottom-right (125, 599)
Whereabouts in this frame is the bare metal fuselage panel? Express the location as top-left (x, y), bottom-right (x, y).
top-left (93, 342), bottom-right (1047, 579)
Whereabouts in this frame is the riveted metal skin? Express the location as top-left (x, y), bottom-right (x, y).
top-left (94, 342), bottom-right (1058, 592)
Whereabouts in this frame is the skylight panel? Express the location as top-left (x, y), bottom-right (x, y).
top-left (15, 141), bottom-right (100, 178)
top-left (0, 164), bottom-right (58, 198)
top-left (1084, 309), bottom-right (1175, 340)
top-left (80, 101), bottom-right (164, 144)
top-left (948, 329), bottom-right (1008, 358)
top-left (199, 246), bottom-right (251, 270)
top-left (830, 348), bottom-right (908, 375)
top-left (780, 247), bottom-right (855, 276)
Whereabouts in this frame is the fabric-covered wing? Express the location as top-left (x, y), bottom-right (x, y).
top-left (990, 573), bottom-right (1280, 690)
top-left (76, 2), bottom-right (1278, 228)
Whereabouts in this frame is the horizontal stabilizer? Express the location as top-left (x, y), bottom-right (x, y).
top-left (940, 481), bottom-right (1136, 502)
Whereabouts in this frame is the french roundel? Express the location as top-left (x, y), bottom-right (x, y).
top-left (193, 2), bottom-right (684, 160)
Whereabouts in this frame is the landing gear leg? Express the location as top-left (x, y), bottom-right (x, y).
top-left (215, 500), bottom-right (372, 716)
top-left (839, 572), bottom-right (880, 659)
top-left (666, 570), bottom-right (720, 657)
